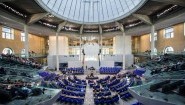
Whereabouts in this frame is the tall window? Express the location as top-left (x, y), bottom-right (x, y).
top-left (71, 48), bottom-right (80, 55)
top-left (2, 26), bottom-right (14, 39)
top-left (164, 27), bottom-right (174, 38)
top-left (2, 48), bottom-right (14, 54)
top-left (21, 32), bottom-right (25, 41)
top-left (164, 46), bottom-right (174, 54)
top-left (102, 48), bottom-right (109, 54)
top-left (150, 32), bottom-right (157, 41)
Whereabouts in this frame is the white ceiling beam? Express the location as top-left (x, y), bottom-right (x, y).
top-left (151, 0), bottom-right (185, 7)
top-left (80, 25), bottom-right (84, 35)
top-left (27, 13), bottom-right (49, 25)
top-left (115, 22), bottom-right (124, 32)
top-left (132, 14), bottom-right (152, 25)
top-left (57, 21), bottom-right (67, 32)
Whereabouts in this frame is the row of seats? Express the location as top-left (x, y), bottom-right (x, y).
top-left (162, 80), bottom-right (184, 93)
top-left (60, 67), bottom-right (84, 74)
top-left (133, 68), bottom-right (146, 76)
top-left (94, 94), bottom-right (119, 105)
top-left (107, 79), bottom-right (120, 88)
top-left (57, 95), bottom-right (84, 105)
top-left (0, 67), bottom-right (34, 78)
top-left (99, 67), bottom-right (122, 74)
top-left (179, 84), bottom-right (185, 96)
top-left (139, 54), bottom-right (185, 76)
top-left (150, 80), bottom-right (170, 91)
top-left (94, 90), bottom-right (111, 97)
top-left (68, 77), bottom-right (87, 85)
top-left (120, 92), bottom-right (133, 100)
top-left (132, 102), bottom-right (143, 105)
top-left (0, 84), bottom-right (43, 104)
top-left (38, 72), bottom-right (87, 104)
top-left (62, 78), bottom-right (87, 89)
top-left (61, 89), bottom-right (85, 97)
top-left (110, 80), bottom-right (127, 91)
top-left (0, 54), bottom-right (42, 69)
top-left (90, 75), bottom-right (138, 104)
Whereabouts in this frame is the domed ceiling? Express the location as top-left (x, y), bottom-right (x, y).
top-left (35, 0), bottom-right (146, 24)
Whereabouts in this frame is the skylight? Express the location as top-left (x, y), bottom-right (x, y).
top-left (36, 0), bottom-right (146, 24)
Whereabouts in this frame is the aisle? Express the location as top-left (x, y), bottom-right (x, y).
top-left (84, 85), bottom-right (94, 105)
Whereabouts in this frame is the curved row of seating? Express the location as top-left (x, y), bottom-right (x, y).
top-left (38, 71), bottom-right (50, 77)
top-left (0, 80), bottom-right (43, 104)
top-left (0, 67), bottom-right (34, 78)
top-left (60, 67), bottom-right (84, 74)
top-left (68, 77), bottom-right (87, 85)
top-left (38, 72), bottom-right (87, 105)
top-left (110, 80), bottom-right (127, 91)
top-left (57, 95), bottom-right (84, 105)
top-left (162, 80), bottom-right (184, 93)
top-left (133, 68), bottom-right (146, 76)
top-left (0, 54), bottom-right (42, 69)
top-left (107, 79), bottom-right (120, 87)
top-left (132, 102), bottom-right (143, 105)
top-left (94, 90), bottom-right (111, 97)
top-left (139, 54), bottom-right (185, 75)
top-left (94, 94), bottom-right (119, 105)
top-left (61, 89), bottom-right (85, 97)
top-left (120, 92), bottom-right (133, 100)
top-left (57, 80), bottom-right (86, 104)
top-left (99, 67), bottom-right (122, 74)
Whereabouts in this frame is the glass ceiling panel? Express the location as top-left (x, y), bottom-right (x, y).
top-left (37, 0), bottom-right (146, 24)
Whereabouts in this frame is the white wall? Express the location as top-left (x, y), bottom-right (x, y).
top-left (102, 55), bottom-right (122, 62)
top-left (113, 36), bottom-right (123, 54)
top-left (125, 36), bottom-right (132, 55)
top-left (49, 36), bottom-right (69, 55)
top-left (113, 35), bottom-right (133, 67)
top-left (113, 35), bottom-right (132, 55)
top-left (47, 55), bottom-right (80, 69)
top-left (47, 55), bottom-right (56, 69)
top-left (100, 61), bottom-right (114, 67)
top-left (85, 61), bottom-right (99, 70)
top-left (68, 61), bottom-right (82, 68)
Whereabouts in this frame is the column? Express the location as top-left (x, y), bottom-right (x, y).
top-left (24, 25), bottom-right (29, 58)
top-left (150, 25), bottom-right (155, 59)
top-left (100, 34), bottom-right (103, 60)
top-left (80, 34), bottom-right (82, 61)
top-left (122, 30), bottom-right (126, 70)
top-left (56, 32), bottom-right (59, 71)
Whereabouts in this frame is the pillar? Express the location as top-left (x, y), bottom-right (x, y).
top-left (80, 34), bottom-right (82, 61)
top-left (100, 34), bottom-right (103, 60)
top-left (151, 25), bottom-right (155, 59)
top-left (56, 32), bottom-right (59, 71)
top-left (24, 25), bottom-right (29, 58)
top-left (122, 30), bottom-right (126, 70)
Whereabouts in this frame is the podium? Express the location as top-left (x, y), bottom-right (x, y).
top-left (86, 67), bottom-right (98, 80)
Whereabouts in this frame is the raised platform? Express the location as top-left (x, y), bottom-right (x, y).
top-left (86, 76), bottom-right (99, 80)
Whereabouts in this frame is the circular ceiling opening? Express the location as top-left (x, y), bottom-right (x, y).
top-left (36, 0), bottom-right (146, 25)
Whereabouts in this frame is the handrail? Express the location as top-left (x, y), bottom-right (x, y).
top-left (132, 51), bottom-right (185, 56)
top-left (13, 53), bottom-right (47, 58)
